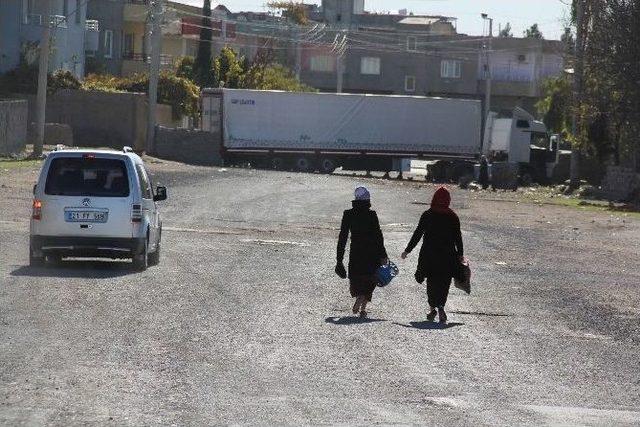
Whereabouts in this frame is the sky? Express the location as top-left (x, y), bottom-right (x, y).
top-left (174, 0), bottom-right (572, 40)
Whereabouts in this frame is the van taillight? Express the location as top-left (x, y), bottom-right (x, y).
top-left (32, 199), bottom-right (42, 220)
top-left (131, 204), bottom-right (142, 223)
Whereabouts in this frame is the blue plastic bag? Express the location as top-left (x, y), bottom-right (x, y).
top-left (376, 261), bottom-right (399, 287)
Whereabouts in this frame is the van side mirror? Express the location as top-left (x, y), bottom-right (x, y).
top-left (154, 186), bottom-right (167, 202)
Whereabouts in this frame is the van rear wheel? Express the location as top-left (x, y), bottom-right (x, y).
top-left (29, 246), bottom-right (44, 267)
top-left (133, 239), bottom-right (148, 271)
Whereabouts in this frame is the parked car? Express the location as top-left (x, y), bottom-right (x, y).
top-left (29, 147), bottom-right (167, 271)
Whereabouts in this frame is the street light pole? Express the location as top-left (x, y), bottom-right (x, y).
top-left (146, 0), bottom-right (163, 154)
top-left (570, 0), bottom-right (584, 188)
top-left (33, 0), bottom-right (51, 158)
top-left (482, 14), bottom-right (493, 137)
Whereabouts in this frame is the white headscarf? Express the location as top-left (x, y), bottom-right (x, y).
top-left (354, 186), bottom-right (370, 201)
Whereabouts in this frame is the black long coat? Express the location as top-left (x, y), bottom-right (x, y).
top-left (337, 201), bottom-right (388, 277)
top-left (404, 209), bottom-right (464, 280)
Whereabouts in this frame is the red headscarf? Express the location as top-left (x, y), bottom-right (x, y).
top-left (430, 186), bottom-right (453, 214)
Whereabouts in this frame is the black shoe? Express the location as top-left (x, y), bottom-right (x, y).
top-left (359, 310), bottom-right (368, 319)
top-left (426, 309), bottom-right (437, 321)
top-left (438, 308), bottom-right (448, 324)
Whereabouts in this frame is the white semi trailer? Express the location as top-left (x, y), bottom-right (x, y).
top-left (201, 88), bottom-right (554, 180)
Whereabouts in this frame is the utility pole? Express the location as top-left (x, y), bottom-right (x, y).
top-left (336, 54), bottom-right (343, 93)
top-left (294, 27), bottom-right (302, 81)
top-left (33, 0), bottom-right (51, 158)
top-left (481, 14), bottom-right (493, 142)
top-left (570, 0), bottom-right (584, 188)
top-left (146, 0), bottom-right (163, 154)
top-left (336, 32), bottom-right (346, 93)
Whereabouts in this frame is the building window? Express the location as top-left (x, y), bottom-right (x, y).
top-left (360, 57), bottom-right (381, 75)
top-left (104, 30), bottom-right (113, 59)
top-left (22, 0), bottom-right (37, 24)
top-left (407, 36), bottom-right (417, 51)
top-left (310, 55), bottom-right (335, 72)
top-left (441, 59), bottom-right (461, 79)
top-left (75, 0), bottom-right (81, 24)
top-left (405, 75), bottom-right (416, 92)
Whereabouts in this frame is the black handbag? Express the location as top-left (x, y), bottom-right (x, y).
top-left (453, 259), bottom-right (471, 294)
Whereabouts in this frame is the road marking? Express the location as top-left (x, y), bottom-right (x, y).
top-left (164, 226), bottom-right (243, 236)
top-left (241, 239), bottom-right (309, 247)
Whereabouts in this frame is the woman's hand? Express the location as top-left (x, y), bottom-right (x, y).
top-left (380, 257), bottom-right (389, 266)
top-left (401, 251), bottom-right (409, 260)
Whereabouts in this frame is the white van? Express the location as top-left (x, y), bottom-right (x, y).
top-left (29, 147), bottom-right (167, 271)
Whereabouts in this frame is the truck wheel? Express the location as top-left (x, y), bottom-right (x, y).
top-left (295, 156), bottom-right (313, 172)
top-left (271, 157), bottom-right (285, 170)
top-left (319, 158), bottom-right (336, 174)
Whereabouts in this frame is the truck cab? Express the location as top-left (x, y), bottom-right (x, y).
top-left (483, 107), bottom-right (565, 184)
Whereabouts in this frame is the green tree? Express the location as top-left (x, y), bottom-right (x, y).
top-left (194, 0), bottom-right (213, 87)
top-left (499, 22), bottom-right (513, 38)
top-left (267, 1), bottom-right (309, 25)
top-left (524, 23), bottom-right (544, 39)
top-left (561, 27), bottom-right (575, 57)
top-left (213, 47), bottom-right (245, 88)
top-left (175, 56), bottom-right (195, 81)
top-left (536, 76), bottom-right (572, 137)
top-left (242, 60), bottom-right (314, 92)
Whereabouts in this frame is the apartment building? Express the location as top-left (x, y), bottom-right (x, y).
top-left (301, 0), bottom-right (565, 113)
top-left (0, 0), bottom-right (96, 78)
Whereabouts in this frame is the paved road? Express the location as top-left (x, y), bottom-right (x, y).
top-left (1, 163), bottom-right (639, 425)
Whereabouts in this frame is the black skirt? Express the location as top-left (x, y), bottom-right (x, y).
top-left (349, 274), bottom-right (377, 301)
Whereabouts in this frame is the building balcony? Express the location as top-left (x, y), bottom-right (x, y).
top-left (85, 20), bottom-right (100, 51)
top-left (22, 14), bottom-right (68, 28)
top-left (124, 1), bottom-right (149, 23)
top-left (121, 52), bottom-right (175, 76)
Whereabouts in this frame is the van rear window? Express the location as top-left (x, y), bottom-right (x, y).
top-left (45, 157), bottom-right (129, 197)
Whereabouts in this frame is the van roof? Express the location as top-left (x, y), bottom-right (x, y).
top-left (48, 147), bottom-right (143, 162)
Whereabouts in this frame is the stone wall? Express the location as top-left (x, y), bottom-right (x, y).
top-left (153, 126), bottom-right (223, 166)
top-left (601, 166), bottom-right (640, 201)
top-left (0, 99), bottom-right (28, 155)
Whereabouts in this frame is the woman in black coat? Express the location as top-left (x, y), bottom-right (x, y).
top-left (336, 186), bottom-right (388, 318)
top-left (401, 187), bottom-right (463, 323)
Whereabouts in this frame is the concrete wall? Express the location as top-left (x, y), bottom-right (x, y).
top-left (601, 166), bottom-right (640, 201)
top-left (154, 126), bottom-right (222, 166)
top-left (22, 90), bottom-right (176, 150)
top-left (0, 99), bottom-right (28, 155)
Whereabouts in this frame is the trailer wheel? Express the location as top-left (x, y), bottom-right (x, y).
top-left (295, 156), bottom-right (313, 172)
top-left (271, 157), bottom-right (285, 170)
top-left (319, 158), bottom-right (336, 174)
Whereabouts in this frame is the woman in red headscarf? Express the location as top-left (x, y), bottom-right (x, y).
top-left (401, 187), bottom-right (464, 323)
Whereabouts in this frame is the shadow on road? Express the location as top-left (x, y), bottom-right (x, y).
top-left (393, 321), bottom-right (464, 330)
top-left (10, 260), bottom-right (135, 279)
top-left (325, 316), bottom-right (386, 325)
top-left (449, 310), bottom-right (511, 317)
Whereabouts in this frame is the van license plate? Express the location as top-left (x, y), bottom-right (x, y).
top-left (65, 211), bottom-right (108, 223)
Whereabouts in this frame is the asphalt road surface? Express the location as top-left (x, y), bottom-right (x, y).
top-left (1, 162), bottom-right (639, 426)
